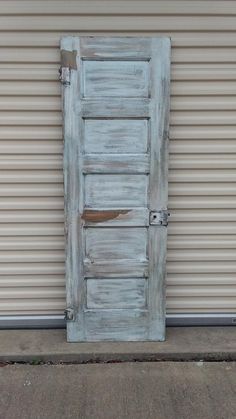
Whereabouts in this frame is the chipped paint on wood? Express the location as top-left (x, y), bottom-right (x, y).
top-left (81, 209), bottom-right (130, 223)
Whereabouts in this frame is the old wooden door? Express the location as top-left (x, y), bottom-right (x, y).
top-left (61, 37), bottom-right (170, 342)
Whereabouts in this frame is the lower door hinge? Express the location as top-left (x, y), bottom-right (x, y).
top-left (149, 210), bottom-right (170, 226)
top-left (64, 307), bottom-right (75, 321)
top-left (59, 67), bottom-right (71, 86)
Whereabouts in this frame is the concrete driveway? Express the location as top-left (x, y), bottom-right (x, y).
top-left (1, 362), bottom-right (236, 419)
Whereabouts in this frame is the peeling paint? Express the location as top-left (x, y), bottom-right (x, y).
top-left (81, 209), bottom-right (130, 223)
top-left (61, 49), bottom-right (77, 69)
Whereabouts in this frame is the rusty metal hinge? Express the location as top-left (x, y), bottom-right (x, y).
top-left (64, 307), bottom-right (75, 321)
top-left (149, 210), bottom-right (170, 226)
top-left (59, 67), bottom-right (71, 86)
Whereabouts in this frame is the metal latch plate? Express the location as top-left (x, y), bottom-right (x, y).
top-left (149, 210), bottom-right (169, 226)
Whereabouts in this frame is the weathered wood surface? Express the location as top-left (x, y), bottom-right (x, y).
top-left (85, 228), bottom-right (147, 261)
top-left (83, 154), bottom-right (150, 174)
top-left (61, 36), bottom-right (170, 342)
top-left (83, 60), bottom-right (149, 97)
top-left (87, 278), bottom-right (146, 309)
top-left (85, 174), bottom-right (148, 207)
top-left (84, 119), bottom-right (148, 154)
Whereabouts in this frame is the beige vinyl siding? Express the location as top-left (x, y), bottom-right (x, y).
top-left (1, 0), bottom-right (236, 316)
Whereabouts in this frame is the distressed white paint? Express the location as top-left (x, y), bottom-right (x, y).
top-left (85, 227), bottom-right (147, 261)
top-left (61, 36), bottom-right (170, 342)
top-left (84, 119), bottom-right (148, 154)
top-left (83, 154), bottom-right (150, 174)
top-left (87, 278), bottom-right (146, 309)
top-left (85, 174), bottom-right (148, 207)
top-left (82, 60), bottom-right (149, 97)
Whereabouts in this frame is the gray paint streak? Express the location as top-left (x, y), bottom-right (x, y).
top-left (61, 36), bottom-right (170, 342)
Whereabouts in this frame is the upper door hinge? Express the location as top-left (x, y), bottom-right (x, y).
top-left (149, 210), bottom-right (170, 226)
top-left (64, 307), bottom-right (75, 321)
top-left (59, 67), bottom-right (71, 86)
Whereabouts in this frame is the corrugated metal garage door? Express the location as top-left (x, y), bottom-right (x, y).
top-left (1, 0), bottom-right (236, 323)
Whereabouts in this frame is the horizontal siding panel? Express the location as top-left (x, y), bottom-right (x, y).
top-left (168, 223), bottom-right (236, 235)
top-left (169, 169), bottom-right (236, 182)
top-left (168, 236), bottom-right (236, 249)
top-left (0, 127), bottom-right (61, 140)
top-left (169, 196), bottom-right (236, 209)
top-left (170, 141), bottom-right (236, 154)
top-left (0, 65), bottom-right (57, 80)
top-left (0, 262), bottom-right (64, 275)
top-left (0, 142), bottom-right (62, 154)
top-left (2, 32), bottom-right (236, 48)
top-left (0, 97), bottom-right (60, 111)
top-left (0, 224), bottom-right (63, 236)
top-left (171, 111), bottom-right (236, 125)
top-left (171, 97), bottom-right (236, 111)
top-left (167, 274), bottom-right (236, 286)
top-left (168, 249), bottom-right (236, 262)
top-left (0, 184), bottom-right (63, 197)
top-left (0, 16), bottom-right (236, 31)
top-left (169, 155), bottom-right (236, 169)
top-left (0, 287), bottom-right (65, 299)
top-left (0, 237), bottom-right (64, 250)
top-left (167, 261), bottom-right (236, 273)
top-left (0, 197), bottom-right (63, 210)
top-left (0, 210), bottom-right (63, 223)
top-left (0, 170), bottom-right (62, 183)
top-left (167, 286), bottom-right (236, 297)
top-left (0, 275), bottom-right (65, 287)
top-left (169, 209), bottom-right (236, 222)
top-left (169, 184), bottom-right (236, 195)
top-left (0, 299), bottom-right (64, 313)
top-left (2, 47), bottom-right (236, 63)
top-left (1, 1), bottom-right (236, 16)
top-left (0, 156), bottom-right (62, 170)
top-left (172, 64), bottom-right (236, 80)
top-left (170, 127), bottom-right (236, 140)
top-left (167, 297), bottom-right (236, 310)
top-left (172, 81), bottom-right (236, 95)
top-left (0, 111), bottom-right (61, 126)
top-left (0, 81), bottom-right (59, 95)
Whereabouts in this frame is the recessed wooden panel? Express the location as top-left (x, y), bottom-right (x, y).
top-left (85, 227), bottom-right (148, 261)
top-left (84, 119), bottom-right (148, 154)
top-left (85, 310), bottom-right (147, 341)
top-left (85, 174), bottom-right (148, 207)
top-left (86, 278), bottom-right (146, 309)
top-left (82, 60), bottom-right (149, 97)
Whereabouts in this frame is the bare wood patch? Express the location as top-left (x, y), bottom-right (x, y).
top-left (81, 209), bottom-right (130, 223)
top-left (61, 49), bottom-right (77, 69)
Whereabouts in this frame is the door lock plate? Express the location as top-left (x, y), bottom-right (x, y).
top-left (149, 210), bottom-right (169, 226)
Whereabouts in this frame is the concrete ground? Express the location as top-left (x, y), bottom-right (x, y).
top-left (0, 327), bottom-right (236, 362)
top-left (1, 362), bottom-right (236, 419)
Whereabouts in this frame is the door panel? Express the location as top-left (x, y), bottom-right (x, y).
top-left (61, 36), bottom-right (170, 341)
